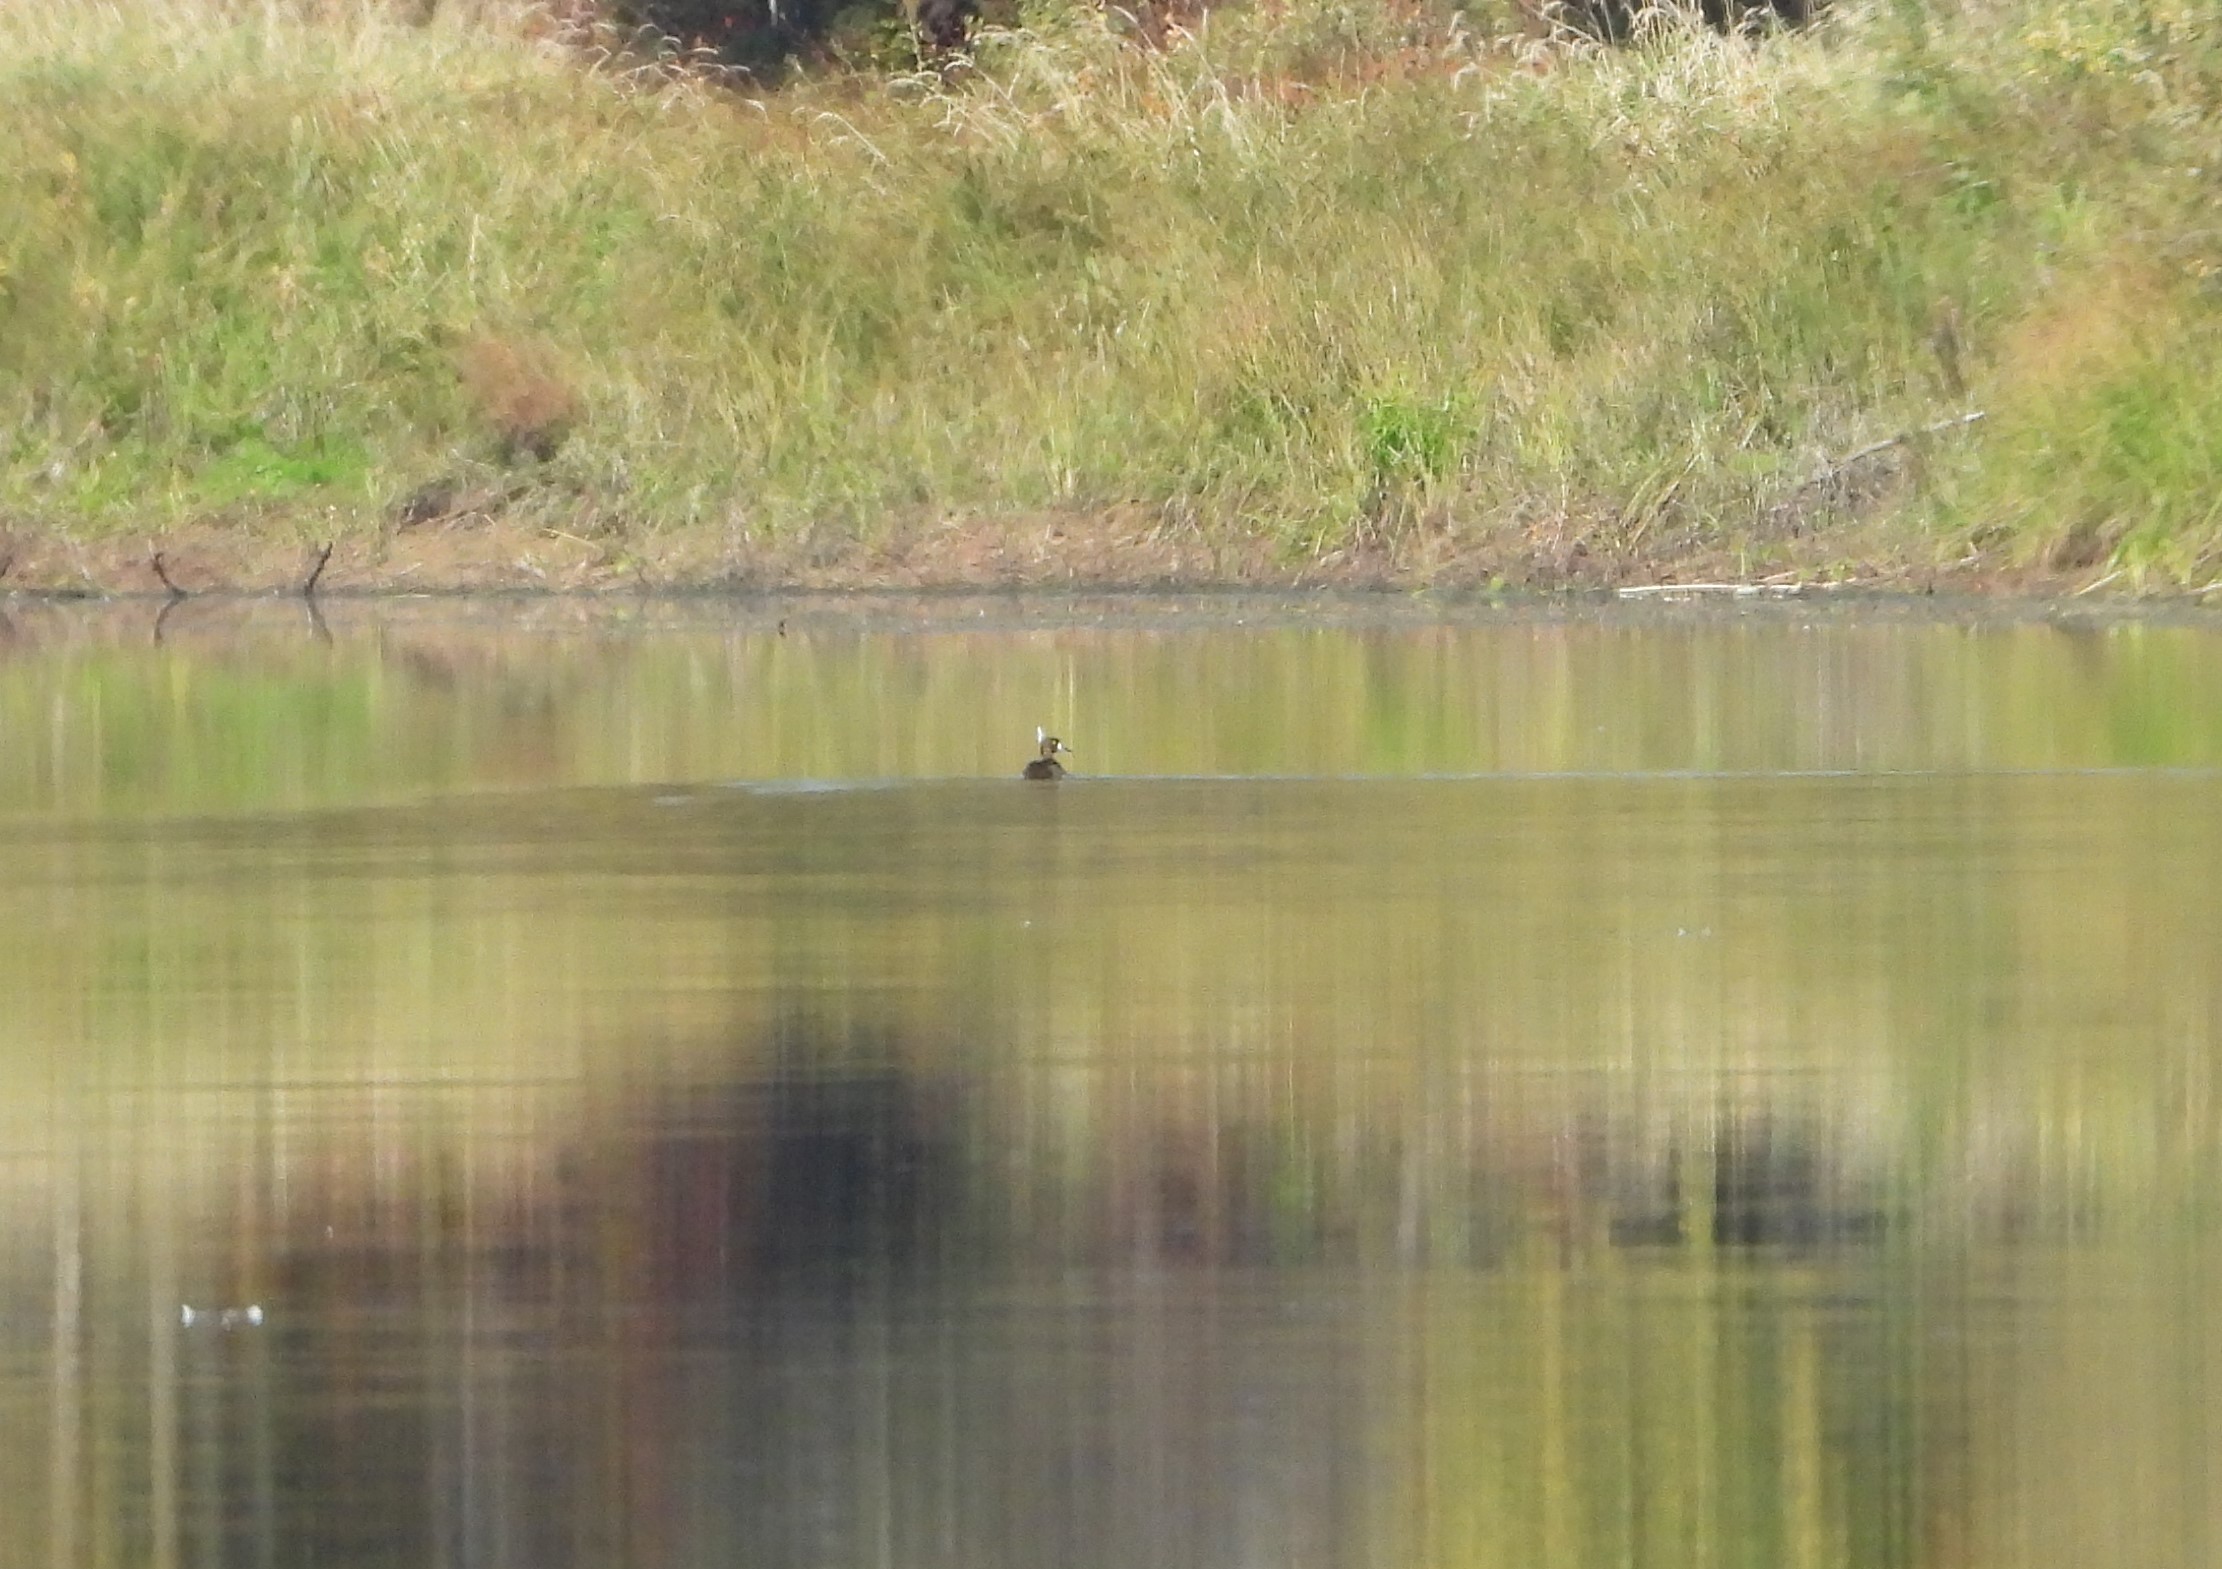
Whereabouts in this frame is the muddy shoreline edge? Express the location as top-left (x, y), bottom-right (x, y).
top-left (2, 514), bottom-right (2212, 605)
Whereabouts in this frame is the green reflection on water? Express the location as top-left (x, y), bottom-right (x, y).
top-left (2, 600), bottom-right (2220, 1569)
top-left (6, 599), bottom-right (2222, 817)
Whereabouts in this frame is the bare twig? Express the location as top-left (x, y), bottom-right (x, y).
top-left (1785, 411), bottom-right (1988, 500)
top-left (150, 551), bottom-right (187, 599)
top-left (300, 541), bottom-right (334, 599)
top-left (2073, 568), bottom-right (2125, 598)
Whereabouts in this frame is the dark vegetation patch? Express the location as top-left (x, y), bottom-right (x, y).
top-left (605, 0), bottom-right (1826, 68)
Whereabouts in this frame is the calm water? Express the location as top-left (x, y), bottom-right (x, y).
top-left (5, 595), bottom-right (2222, 1569)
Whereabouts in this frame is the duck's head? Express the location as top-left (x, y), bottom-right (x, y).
top-left (1037, 727), bottom-right (1072, 759)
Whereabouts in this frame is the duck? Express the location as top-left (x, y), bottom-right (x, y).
top-left (1024, 729), bottom-right (1073, 780)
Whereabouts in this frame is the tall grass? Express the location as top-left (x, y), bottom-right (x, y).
top-left (2, 0), bottom-right (2218, 582)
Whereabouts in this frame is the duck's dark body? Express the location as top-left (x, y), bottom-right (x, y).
top-left (1024, 733), bottom-right (1072, 780)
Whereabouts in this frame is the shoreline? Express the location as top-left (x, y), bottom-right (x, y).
top-left (5, 555), bottom-right (2221, 637)
top-left (0, 512), bottom-right (2199, 604)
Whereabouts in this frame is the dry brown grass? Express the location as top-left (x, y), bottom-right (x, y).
top-left (456, 335), bottom-right (582, 462)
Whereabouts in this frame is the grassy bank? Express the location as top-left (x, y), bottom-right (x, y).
top-left (2, 0), bottom-right (2219, 592)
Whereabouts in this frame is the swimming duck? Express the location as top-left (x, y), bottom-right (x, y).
top-left (1024, 729), bottom-right (1072, 780)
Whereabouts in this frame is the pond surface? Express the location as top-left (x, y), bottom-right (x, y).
top-left (4, 594), bottom-right (2222, 1569)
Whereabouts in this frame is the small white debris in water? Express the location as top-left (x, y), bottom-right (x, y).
top-left (180, 1303), bottom-right (266, 1330)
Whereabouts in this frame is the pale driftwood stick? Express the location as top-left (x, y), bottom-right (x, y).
top-left (150, 552), bottom-right (187, 599)
top-left (300, 542), bottom-right (334, 599)
top-left (1616, 582), bottom-right (1806, 600)
top-left (2072, 567), bottom-right (2125, 598)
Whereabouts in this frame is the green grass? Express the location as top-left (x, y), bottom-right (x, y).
top-left (2, 0), bottom-right (2219, 583)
